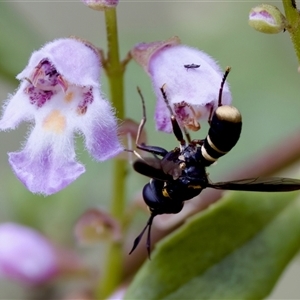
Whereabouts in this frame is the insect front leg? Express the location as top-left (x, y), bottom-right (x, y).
top-left (136, 87), bottom-right (169, 157)
top-left (160, 84), bottom-right (187, 148)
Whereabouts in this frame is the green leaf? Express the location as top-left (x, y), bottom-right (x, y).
top-left (0, 3), bottom-right (42, 84)
top-left (125, 191), bottom-right (300, 299)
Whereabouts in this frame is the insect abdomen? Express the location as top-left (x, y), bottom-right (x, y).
top-left (201, 105), bottom-right (242, 166)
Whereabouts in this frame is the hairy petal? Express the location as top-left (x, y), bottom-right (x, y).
top-left (78, 89), bottom-right (123, 161)
top-left (17, 38), bottom-right (100, 87)
top-left (0, 81), bottom-right (35, 130)
top-left (132, 39), bottom-right (232, 133)
top-left (149, 45), bottom-right (231, 132)
top-left (9, 122), bottom-right (85, 195)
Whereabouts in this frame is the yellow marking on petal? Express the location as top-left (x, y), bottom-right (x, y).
top-left (64, 91), bottom-right (74, 103)
top-left (43, 110), bottom-right (66, 134)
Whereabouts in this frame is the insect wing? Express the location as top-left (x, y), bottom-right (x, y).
top-left (208, 177), bottom-right (300, 192)
top-left (133, 158), bottom-right (173, 181)
top-left (161, 150), bottom-right (183, 179)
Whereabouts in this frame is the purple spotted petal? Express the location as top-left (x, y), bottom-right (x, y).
top-left (154, 95), bottom-right (173, 132)
top-left (17, 38), bottom-right (100, 88)
top-left (9, 149), bottom-right (85, 196)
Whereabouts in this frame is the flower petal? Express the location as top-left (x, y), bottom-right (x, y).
top-left (9, 150), bottom-right (85, 196)
top-left (8, 121), bottom-right (85, 195)
top-left (0, 81), bottom-right (35, 130)
top-left (78, 89), bottom-right (123, 161)
top-left (17, 38), bottom-right (101, 88)
top-left (149, 45), bottom-right (231, 132)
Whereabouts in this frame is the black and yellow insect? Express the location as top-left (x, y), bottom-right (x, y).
top-left (130, 68), bottom-right (300, 257)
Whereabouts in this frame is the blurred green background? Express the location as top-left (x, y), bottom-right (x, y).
top-left (0, 1), bottom-right (300, 298)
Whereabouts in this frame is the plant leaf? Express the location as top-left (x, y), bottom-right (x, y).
top-left (125, 191), bottom-right (300, 299)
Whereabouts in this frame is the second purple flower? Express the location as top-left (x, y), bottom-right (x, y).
top-left (131, 37), bottom-right (232, 133)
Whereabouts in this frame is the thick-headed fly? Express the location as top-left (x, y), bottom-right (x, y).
top-left (129, 67), bottom-right (300, 257)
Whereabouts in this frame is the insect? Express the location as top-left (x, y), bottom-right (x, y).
top-left (184, 63), bottom-right (200, 70)
top-left (129, 67), bottom-right (300, 257)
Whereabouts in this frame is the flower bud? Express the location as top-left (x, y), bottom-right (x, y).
top-left (81, 0), bottom-right (119, 11)
top-left (249, 4), bottom-right (287, 34)
top-left (0, 223), bottom-right (58, 285)
top-left (131, 36), bottom-right (181, 75)
top-left (117, 118), bottom-right (147, 160)
top-left (74, 209), bottom-right (121, 245)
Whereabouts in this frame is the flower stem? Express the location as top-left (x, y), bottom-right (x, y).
top-left (96, 7), bottom-right (126, 299)
top-left (282, 0), bottom-right (300, 66)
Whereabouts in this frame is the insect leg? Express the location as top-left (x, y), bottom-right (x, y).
top-left (160, 84), bottom-right (186, 147)
top-left (207, 106), bottom-right (214, 125)
top-left (136, 87), bottom-right (169, 157)
top-left (129, 213), bottom-right (156, 258)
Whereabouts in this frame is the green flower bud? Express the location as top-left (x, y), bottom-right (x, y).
top-left (249, 4), bottom-right (287, 34)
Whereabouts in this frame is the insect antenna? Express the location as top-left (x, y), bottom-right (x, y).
top-left (218, 66), bottom-right (231, 107)
top-left (160, 84), bottom-right (174, 116)
top-left (129, 213), bottom-right (156, 258)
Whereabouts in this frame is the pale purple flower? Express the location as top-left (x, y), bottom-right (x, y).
top-left (131, 37), bottom-right (232, 133)
top-left (0, 223), bottom-right (58, 285)
top-left (81, 0), bottom-right (119, 11)
top-left (0, 38), bottom-right (122, 195)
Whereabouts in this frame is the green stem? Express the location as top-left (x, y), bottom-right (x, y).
top-left (96, 7), bottom-right (126, 299)
top-left (282, 0), bottom-right (300, 65)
